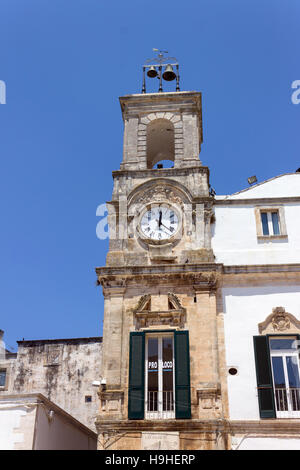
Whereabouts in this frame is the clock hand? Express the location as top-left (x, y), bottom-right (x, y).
top-left (160, 221), bottom-right (172, 232)
top-left (158, 211), bottom-right (162, 227)
top-left (160, 224), bottom-right (172, 235)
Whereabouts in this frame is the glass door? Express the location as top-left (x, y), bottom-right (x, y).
top-left (145, 334), bottom-right (175, 419)
top-left (270, 337), bottom-right (300, 418)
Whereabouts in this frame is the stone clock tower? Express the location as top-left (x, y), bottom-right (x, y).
top-left (95, 90), bottom-right (229, 450)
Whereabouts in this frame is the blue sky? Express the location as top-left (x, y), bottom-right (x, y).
top-left (0, 0), bottom-right (299, 350)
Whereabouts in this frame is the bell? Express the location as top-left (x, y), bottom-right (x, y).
top-left (147, 66), bottom-right (158, 78)
top-left (162, 64), bottom-right (176, 81)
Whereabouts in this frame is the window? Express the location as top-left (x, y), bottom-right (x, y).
top-left (0, 369), bottom-right (6, 387)
top-left (85, 395), bottom-right (92, 403)
top-left (261, 211), bottom-right (280, 236)
top-left (253, 335), bottom-right (300, 419)
top-left (145, 334), bottom-right (175, 419)
top-left (128, 331), bottom-right (191, 420)
top-left (269, 337), bottom-right (300, 418)
top-left (254, 206), bottom-right (287, 239)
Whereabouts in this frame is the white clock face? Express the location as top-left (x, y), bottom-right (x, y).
top-left (140, 205), bottom-right (179, 241)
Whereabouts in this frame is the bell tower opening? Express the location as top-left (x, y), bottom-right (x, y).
top-left (146, 119), bottom-right (175, 169)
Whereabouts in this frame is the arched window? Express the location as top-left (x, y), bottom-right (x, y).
top-left (146, 119), bottom-right (175, 169)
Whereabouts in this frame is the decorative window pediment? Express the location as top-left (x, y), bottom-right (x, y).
top-left (258, 306), bottom-right (300, 334)
top-left (133, 293), bottom-right (186, 329)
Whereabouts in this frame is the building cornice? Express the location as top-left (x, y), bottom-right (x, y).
top-left (215, 197), bottom-right (300, 205)
top-left (229, 419), bottom-right (300, 435)
top-left (96, 263), bottom-right (223, 277)
top-left (95, 418), bottom-right (227, 433)
top-left (223, 263), bottom-right (300, 274)
top-left (112, 166), bottom-right (209, 179)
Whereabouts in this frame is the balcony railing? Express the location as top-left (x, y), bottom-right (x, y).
top-left (275, 387), bottom-right (300, 412)
top-left (147, 391), bottom-right (174, 412)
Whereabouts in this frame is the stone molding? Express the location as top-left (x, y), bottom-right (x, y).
top-left (254, 205), bottom-right (287, 239)
top-left (229, 419), bottom-right (300, 435)
top-left (95, 417), bottom-right (227, 433)
top-left (132, 292), bottom-right (186, 329)
top-left (197, 384), bottom-right (222, 418)
top-left (223, 263), bottom-right (300, 274)
top-left (128, 180), bottom-right (189, 207)
top-left (97, 269), bottom-right (221, 290)
top-left (98, 390), bottom-right (124, 418)
top-left (112, 166), bottom-right (209, 179)
top-left (258, 306), bottom-right (300, 334)
top-left (215, 196), bottom-right (300, 205)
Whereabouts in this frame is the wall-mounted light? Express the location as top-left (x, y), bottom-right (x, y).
top-left (247, 175), bottom-right (257, 185)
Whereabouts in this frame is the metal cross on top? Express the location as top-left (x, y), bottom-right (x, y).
top-left (142, 49), bottom-right (180, 94)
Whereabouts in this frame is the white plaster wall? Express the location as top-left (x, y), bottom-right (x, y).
top-left (0, 405), bottom-right (35, 450)
top-left (34, 405), bottom-right (96, 450)
top-left (212, 203), bottom-right (300, 265)
top-left (223, 286), bottom-right (300, 420)
top-left (236, 437), bottom-right (300, 450)
top-left (228, 174), bottom-right (300, 199)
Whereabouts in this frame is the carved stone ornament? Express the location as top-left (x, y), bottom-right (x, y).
top-left (134, 185), bottom-right (183, 207)
top-left (197, 384), bottom-right (221, 418)
top-left (258, 306), bottom-right (300, 334)
top-left (132, 292), bottom-right (186, 330)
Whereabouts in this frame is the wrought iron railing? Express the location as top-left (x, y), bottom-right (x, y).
top-left (275, 387), bottom-right (300, 412)
top-left (147, 391), bottom-right (174, 412)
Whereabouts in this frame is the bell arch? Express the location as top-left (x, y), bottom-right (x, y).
top-left (146, 119), bottom-right (175, 169)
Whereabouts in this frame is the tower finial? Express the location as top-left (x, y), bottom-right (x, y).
top-left (142, 50), bottom-right (180, 94)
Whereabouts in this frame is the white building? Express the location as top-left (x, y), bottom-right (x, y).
top-left (213, 172), bottom-right (300, 450)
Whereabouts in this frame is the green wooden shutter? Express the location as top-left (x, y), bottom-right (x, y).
top-left (128, 332), bottom-right (145, 420)
top-left (253, 336), bottom-right (276, 419)
top-left (174, 330), bottom-right (191, 419)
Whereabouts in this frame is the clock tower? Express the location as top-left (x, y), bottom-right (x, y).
top-left (95, 74), bottom-right (229, 449)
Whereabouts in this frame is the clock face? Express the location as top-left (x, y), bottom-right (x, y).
top-left (140, 205), bottom-right (179, 241)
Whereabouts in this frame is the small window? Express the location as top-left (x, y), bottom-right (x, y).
top-left (0, 370), bottom-right (6, 387)
top-left (255, 206), bottom-right (287, 239)
top-left (260, 211), bottom-right (280, 236)
top-left (85, 395), bottom-right (92, 403)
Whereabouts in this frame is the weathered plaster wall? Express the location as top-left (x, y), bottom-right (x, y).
top-left (1, 338), bottom-right (102, 431)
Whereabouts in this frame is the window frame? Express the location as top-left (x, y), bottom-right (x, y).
top-left (268, 335), bottom-right (300, 418)
top-left (144, 332), bottom-right (175, 420)
top-left (0, 368), bottom-right (7, 389)
top-left (128, 330), bottom-right (191, 420)
top-left (254, 206), bottom-right (287, 240)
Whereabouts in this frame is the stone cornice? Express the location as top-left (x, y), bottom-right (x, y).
top-left (96, 263), bottom-right (222, 277)
top-left (96, 263), bottom-right (300, 290)
top-left (228, 419), bottom-right (300, 435)
top-left (98, 271), bottom-right (221, 291)
top-left (119, 91), bottom-right (202, 116)
top-left (222, 264), bottom-right (300, 287)
top-left (95, 417), bottom-right (300, 435)
top-left (112, 166), bottom-right (209, 179)
top-left (223, 264), bottom-right (300, 274)
top-left (96, 263), bottom-right (300, 278)
top-left (95, 418), bottom-right (227, 433)
top-left (215, 197), bottom-right (300, 205)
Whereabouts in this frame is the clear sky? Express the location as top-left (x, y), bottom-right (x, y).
top-left (0, 0), bottom-right (299, 351)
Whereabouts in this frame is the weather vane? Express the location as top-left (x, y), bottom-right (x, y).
top-left (142, 49), bottom-right (180, 93)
